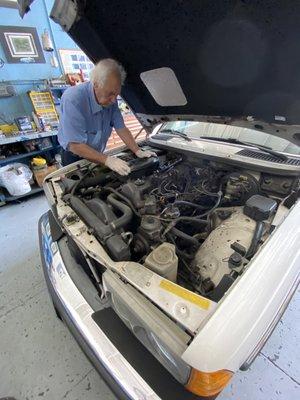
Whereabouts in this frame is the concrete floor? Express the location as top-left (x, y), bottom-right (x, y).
top-left (0, 194), bottom-right (299, 400)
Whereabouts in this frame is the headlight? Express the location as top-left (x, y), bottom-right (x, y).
top-left (103, 270), bottom-right (191, 384)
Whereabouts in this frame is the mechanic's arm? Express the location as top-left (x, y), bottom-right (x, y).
top-left (69, 142), bottom-right (107, 164)
top-left (116, 127), bottom-right (156, 158)
top-left (68, 142), bottom-right (130, 176)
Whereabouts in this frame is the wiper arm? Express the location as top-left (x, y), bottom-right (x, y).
top-left (199, 136), bottom-right (288, 161)
top-left (159, 129), bottom-right (192, 141)
top-left (242, 140), bottom-right (288, 161)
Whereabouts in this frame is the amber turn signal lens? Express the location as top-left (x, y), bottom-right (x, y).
top-left (185, 368), bottom-right (233, 397)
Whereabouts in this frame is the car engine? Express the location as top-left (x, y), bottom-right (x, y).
top-left (61, 150), bottom-right (297, 301)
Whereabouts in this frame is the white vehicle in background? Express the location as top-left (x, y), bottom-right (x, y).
top-left (17, 0), bottom-right (300, 398)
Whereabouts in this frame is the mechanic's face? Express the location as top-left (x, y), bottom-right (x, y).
top-left (94, 73), bottom-right (121, 106)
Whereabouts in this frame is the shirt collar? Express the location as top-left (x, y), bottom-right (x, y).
top-left (89, 81), bottom-right (103, 114)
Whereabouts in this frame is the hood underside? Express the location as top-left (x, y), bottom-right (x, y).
top-left (49, 0), bottom-right (300, 144)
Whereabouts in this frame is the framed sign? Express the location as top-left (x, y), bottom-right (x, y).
top-left (0, 26), bottom-right (45, 63)
top-left (59, 49), bottom-right (94, 80)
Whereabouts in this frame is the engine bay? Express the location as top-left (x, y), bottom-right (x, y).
top-left (60, 148), bottom-right (299, 302)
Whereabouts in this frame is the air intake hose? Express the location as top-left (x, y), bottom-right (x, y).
top-left (107, 194), bottom-right (133, 230)
top-left (69, 195), bottom-right (132, 241)
top-left (69, 196), bottom-right (112, 239)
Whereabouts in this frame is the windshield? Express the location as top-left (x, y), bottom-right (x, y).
top-left (160, 121), bottom-right (300, 156)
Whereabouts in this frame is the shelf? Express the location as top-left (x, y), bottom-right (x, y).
top-left (0, 145), bottom-right (61, 166)
top-left (1, 185), bottom-right (43, 203)
top-left (50, 86), bottom-right (70, 91)
top-left (0, 129), bottom-right (58, 145)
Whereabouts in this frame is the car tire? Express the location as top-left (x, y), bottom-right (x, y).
top-left (53, 302), bottom-right (63, 321)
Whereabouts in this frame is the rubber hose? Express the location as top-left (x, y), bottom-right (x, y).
top-left (105, 187), bottom-right (141, 217)
top-left (170, 226), bottom-right (199, 247)
top-left (171, 216), bottom-right (209, 226)
top-left (69, 195), bottom-right (133, 240)
top-left (69, 196), bottom-right (112, 239)
top-left (70, 165), bottom-right (99, 195)
top-left (175, 248), bottom-right (195, 260)
top-left (246, 221), bottom-right (264, 259)
top-left (77, 172), bottom-right (113, 189)
top-left (173, 200), bottom-right (208, 210)
top-left (166, 234), bottom-right (195, 260)
top-left (107, 194), bottom-right (133, 229)
top-left (172, 193), bottom-right (222, 225)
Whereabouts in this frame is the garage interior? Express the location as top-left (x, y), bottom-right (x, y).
top-left (0, 1), bottom-right (299, 400)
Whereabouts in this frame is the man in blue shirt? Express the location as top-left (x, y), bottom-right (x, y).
top-left (58, 58), bottom-right (155, 175)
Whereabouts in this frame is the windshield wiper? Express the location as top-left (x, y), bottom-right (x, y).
top-left (159, 129), bottom-right (192, 141)
top-left (199, 136), bottom-right (288, 161)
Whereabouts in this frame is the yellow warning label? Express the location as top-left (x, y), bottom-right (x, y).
top-left (159, 280), bottom-right (210, 310)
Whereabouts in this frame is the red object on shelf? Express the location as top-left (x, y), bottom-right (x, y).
top-left (66, 73), bottom-right (84, 86)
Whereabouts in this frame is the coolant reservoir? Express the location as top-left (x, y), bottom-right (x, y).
top-left (144, 243), bottom-right (178, 282)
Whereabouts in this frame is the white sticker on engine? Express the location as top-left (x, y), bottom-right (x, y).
top-left (274, 115), bottom-right (286, 121)
top-left (123, 264), bottom-right (154, 289)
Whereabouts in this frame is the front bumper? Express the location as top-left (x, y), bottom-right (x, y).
top-left (39, 212), bottom-right (157, 400)
top-left (38, 212), bottom-right (203, 400)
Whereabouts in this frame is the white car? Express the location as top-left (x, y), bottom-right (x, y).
top-left (30, 0), bottom-right (300, 398)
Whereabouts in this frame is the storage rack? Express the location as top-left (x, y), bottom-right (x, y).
top-left (28, 91), bottom-right (59, 126)
top-left (0, 130), bottom-right (59, 203)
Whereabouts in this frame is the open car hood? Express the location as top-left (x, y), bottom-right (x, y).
top-left (25, 0), bottom-right (300, 144)
top-left (17, 0), bottom-right (34, 17)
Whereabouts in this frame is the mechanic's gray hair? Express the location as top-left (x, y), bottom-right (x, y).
top-left (90, 58), bottom-right (126, 87)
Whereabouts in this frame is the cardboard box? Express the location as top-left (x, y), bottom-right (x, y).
top-left (33, 164), bottom-right (58, 187)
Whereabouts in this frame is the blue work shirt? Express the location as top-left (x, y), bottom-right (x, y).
top-left (58, 82), bottom-right (125, 151)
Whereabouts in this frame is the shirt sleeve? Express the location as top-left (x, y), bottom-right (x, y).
top-left (60, 96), bottom-right (88, 149)
top-left (112, 102), bottom-right (125, 130)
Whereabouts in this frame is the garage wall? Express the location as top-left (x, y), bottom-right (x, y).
top-left (44, 0), bottom-right (80, 51)
top-left (0, 0), bottom-right (79, 122)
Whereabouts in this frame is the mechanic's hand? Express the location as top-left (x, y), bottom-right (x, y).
top-left (105, 156), bottom-right (131, 176)
top-left (135, 148), bottom-right (157, 158)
